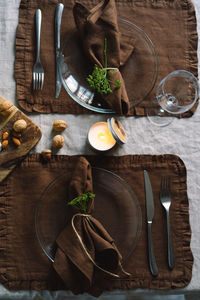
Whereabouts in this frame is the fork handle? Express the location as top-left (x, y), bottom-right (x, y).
top-left (166, 210), bottom-right (175, 269)
top-left (35, 9), bottom-right (42, 61)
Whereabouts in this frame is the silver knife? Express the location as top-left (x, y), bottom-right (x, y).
top-left (144, 170), bottom-right (158, 276)
top-left (55, 3), bottom-right (64, 98)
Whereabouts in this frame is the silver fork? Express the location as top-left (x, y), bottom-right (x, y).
top-left (33, 9), bottom-right (44, 90)
top-left (160, 176), bottom-right (175, 269)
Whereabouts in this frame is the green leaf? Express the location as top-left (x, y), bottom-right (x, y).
top-left (68, 192), bottom-right (95, 213)
top-left (86, 64), bottom-right (112, 95)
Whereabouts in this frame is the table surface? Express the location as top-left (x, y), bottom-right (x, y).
top-left (0, 0), bottom-right (200, 299)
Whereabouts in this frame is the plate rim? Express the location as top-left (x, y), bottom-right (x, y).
top-left (35, 166), bottom-right (142, 263)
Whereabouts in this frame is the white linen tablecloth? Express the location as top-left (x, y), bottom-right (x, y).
top-left (0, 0), bottom-right (200, 299)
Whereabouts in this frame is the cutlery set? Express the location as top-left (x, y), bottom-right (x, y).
top-left (32, 4), bottom-right (64, 95)
top-left (144, 170), bottom-right (174, 276)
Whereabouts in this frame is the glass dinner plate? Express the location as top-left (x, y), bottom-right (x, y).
top-left (58, 18), bottom-right (158, 113)
top-left (35, 167), bottom-right (142, 263)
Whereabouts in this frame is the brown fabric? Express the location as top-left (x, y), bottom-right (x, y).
top-left (53, 156), bottom-right (124, 294)
top-left (0, 154), bottom-right (193, 296)
top-left (73, 0), bottom-right (134, 115)
top-left (15, 0), bottom-right (198, 116)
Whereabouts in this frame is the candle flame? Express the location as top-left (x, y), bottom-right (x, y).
top-left (97, 128), bottom-right (115, 144)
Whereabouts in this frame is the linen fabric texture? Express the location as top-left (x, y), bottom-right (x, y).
top-left (0, 154), bottom-right (193, 296)
top-left (15, 0), bottom-right (198, 116)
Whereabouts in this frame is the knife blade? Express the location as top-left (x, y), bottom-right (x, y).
top-left (55, 3), bottom-right (64, 98)
top-left (144, 170), bottom-right (158, 276)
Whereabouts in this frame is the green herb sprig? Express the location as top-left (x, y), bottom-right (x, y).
top-left (87, 38), bottom-right (121, 95)
top-left (68, 192), bottom-right (95, 213)
top-left (87, 64), bottom-right (112, 95)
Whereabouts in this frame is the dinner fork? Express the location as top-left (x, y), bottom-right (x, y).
top-left (160, 176), bottom-right (175, 269)
top-left (33, 9), bottom-right (44, 90)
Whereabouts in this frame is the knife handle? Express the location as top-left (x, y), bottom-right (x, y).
top-left (55, 3), bottom-right (64, 49)
top-left (35, 9), bottom-right (42, 61)
top-left (147, 221), bottom-right (158, 276)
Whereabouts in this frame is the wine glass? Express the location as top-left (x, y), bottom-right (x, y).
top-left (147, 70), bottom-right (199, 126)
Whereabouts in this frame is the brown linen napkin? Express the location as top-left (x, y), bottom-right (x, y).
top-left (0, 154), bottom-right (193, 295)
top-left (73, 0), bottom-right (134, 115)
top-left (15, 0), bottom-right (198, 116)
top-left (53, 157), bottom-right (125, 294)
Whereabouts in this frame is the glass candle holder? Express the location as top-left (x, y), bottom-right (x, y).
top-left (88, 118), bottom-right (127, 152)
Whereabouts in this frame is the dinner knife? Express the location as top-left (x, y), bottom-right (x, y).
top-left (144, 170), bottom-right (158, 276)
top-left (55, 3), bottom-right (64, 98)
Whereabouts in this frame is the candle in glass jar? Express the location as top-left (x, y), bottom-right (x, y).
top-left (88, 122), bottom-right (116, 151)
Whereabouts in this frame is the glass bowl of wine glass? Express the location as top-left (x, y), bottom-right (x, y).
top-left (147, 70), bottom-right (199, 126)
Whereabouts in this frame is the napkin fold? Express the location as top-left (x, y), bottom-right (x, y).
top-left (53, 157), bottom-right (124, 294)
top-left (73, 0), bottom-right (135, 115)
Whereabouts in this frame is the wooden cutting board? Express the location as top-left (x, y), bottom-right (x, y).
top-left (0, 96), bottom-right (42, 182)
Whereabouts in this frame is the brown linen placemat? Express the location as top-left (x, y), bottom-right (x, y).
top-left (15, 0), bottom-right (198, 116)
top-left (0, 154), bottom-right (193, 295)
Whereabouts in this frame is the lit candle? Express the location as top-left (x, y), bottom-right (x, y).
top-left (88, 122), bottom-right (116, 151)
top-left (88, 118), bottom-right (127, 152)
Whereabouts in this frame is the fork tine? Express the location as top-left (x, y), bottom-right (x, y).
top-left (165, 176), bottom-right (170, 196)
top-left (33, 71), bottom-right (45, 90)
top-left (37, 73), bottom-right (39, 90)
top-left (41, 73), bottom-right (44, 90)
top-left (36, 73), bottom-right (38, 90)
top-left (39, 73), bottom-right (42, 90)
top-left (38, 73), bottom-right (40, 90)
top-left (34, 73), bottom-right (37, 90)
top-left (33, 73), bottom-right (35, 90)
top-left (35, 73), bottom-right (37, 90)
top-left (37, 74), bottom-right (40, 90)
top-left (41, 73), bottom-right (44, 89)
top-left (160, 175), bottom-right (169, 197)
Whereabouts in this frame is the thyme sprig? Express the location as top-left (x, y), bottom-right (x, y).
top-left (87, 38), bottom-right (121, 95)
top-left (68, 192), bottom-right (95, 213)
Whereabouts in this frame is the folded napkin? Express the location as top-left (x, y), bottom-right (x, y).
top-left (73, 0), bottom-right (135, 115)
top-left (53, 157), bottom-right (127, 294)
